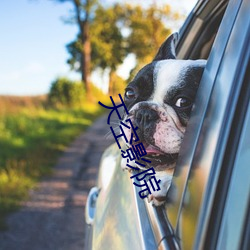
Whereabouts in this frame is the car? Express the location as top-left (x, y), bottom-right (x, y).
top-left (85, 0), bottom-right (250, 249)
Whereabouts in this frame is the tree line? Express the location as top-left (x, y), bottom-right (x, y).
top-left (53, 0), bottom-right (176, 98)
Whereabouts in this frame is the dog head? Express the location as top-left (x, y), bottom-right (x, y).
top-left (123, 33), bottom-right (206, 171)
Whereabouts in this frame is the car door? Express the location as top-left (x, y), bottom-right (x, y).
top-left (89, 143), bottom-right (158, 250)
top-left (164, 0), bottom-right (250, 249)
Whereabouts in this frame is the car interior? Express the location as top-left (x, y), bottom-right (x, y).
top-left (177, 0), bottom-right (229, 60)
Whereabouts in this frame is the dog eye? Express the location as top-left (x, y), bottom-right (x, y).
top-left (125, 89), bottom-right (136, 100)
top-left (175, 97), bottom-right (192, 108)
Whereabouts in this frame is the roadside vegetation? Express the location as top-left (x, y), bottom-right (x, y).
top-left (0, 82), bottom-right (109, 230)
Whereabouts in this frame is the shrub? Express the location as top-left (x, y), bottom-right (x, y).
top-left (90, 84), bottom-right (110, 104)
top-left (112, 74), bottom-right (126, 96)
top-left (48, 77), bottom-right (85, 108)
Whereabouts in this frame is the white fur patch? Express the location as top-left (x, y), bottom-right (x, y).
top-left (148, 171), bottom-right (173, 206)
top-left (152, 59), bottom-right (206, 104)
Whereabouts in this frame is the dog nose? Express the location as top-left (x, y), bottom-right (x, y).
top-left (135, 109), bottom-right (159, 129)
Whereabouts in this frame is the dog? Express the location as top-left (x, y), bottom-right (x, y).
top-left (121, 33), bottom-right (206, 206)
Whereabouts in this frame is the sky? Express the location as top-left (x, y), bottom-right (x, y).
top-left (0, 0), bottom-right (197, 96)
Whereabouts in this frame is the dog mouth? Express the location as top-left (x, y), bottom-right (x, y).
top-left (144, 148), bottom-right (178, 167)
top-left (127, 143), bottom-right (178, 168)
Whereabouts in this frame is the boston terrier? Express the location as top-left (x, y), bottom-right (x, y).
top-left (121, 33), bottom-right (206, 206)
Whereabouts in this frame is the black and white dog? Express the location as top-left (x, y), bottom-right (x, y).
top-left (121, 33), bottom-right (206, 206)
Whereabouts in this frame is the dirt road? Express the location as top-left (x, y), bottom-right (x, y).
top-left (0, 115), bottom-right (113, 250)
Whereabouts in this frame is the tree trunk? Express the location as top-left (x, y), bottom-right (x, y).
top-left (81, 21), bottom-right (91, 98)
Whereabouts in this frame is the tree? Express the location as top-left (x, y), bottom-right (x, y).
top-left (124, 4), bottom-right (172, 77)
top-left (67, 4), bottom-right (127, 95)
top-left (66, 3), bottom-right (174, 93)
top-left (54, 0), bottom-right (98, 97)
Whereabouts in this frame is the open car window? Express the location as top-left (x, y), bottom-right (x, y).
top-left (142, 0), bottom-right (230, 248)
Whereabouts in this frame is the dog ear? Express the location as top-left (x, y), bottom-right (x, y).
top-left (153, 32), bottom-right (179, 61)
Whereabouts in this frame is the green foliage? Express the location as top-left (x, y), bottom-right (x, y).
top-left (48, 77), bottom-right (85, 108)
top-left (113, 74), bottom-right (126, 95)
top-left (66, 39), bottom-right (82, 72)
top-left (0, 96), bottom-right (104, 230)
top-left (89, 84), bottom-right (110, 103)
top-left (90, 4), bottom-right (126, 72)
top-left (66, 4), bottom-right (126, 73)
top-left (109, 71), bottom-right (126, 96)
top-left (124, 4), bottom-right (172, 65)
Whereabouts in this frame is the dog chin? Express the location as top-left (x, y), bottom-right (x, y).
top-left (149, 161), bottom-right (177, 172)
top-left (140, 152), bottom-right (178, 171)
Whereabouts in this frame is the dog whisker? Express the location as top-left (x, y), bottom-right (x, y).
top-left (109, 121), bottom-right (122, 126)
top-left (104, 126), bottom-right (120, 139)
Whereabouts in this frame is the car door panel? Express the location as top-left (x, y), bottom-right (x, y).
top-left (92, 144), bottom-right (158, 250)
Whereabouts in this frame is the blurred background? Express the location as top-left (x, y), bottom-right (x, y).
top-left (0, 0), bottom-right (196, 231)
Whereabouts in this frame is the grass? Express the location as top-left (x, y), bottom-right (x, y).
top-left (0, 95), bottom-right (108, 230)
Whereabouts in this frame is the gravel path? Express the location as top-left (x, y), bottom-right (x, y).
top-left (0, 115), bottom-right (113, 250)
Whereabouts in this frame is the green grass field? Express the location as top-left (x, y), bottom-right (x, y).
top-left (0, 95), bottom-right (107, 230)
